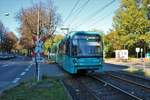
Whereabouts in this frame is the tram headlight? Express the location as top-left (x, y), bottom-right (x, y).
top-left (99, 59), bottom-right (102, 65)
top-left (73, 59), bottom-right (78, 65)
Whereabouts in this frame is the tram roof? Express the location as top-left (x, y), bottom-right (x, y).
top-left (50, 31), bottom-right (103, 48)
top-left (65, 31), bottom-right (102, 38)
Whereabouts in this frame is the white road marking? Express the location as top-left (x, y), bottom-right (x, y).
top-left (28, 66), bottom-right (31, 68)
top-left (11, 62), bottom-right (15, 64)
top-left (2, 64), bottom-right (8, 67)
top-left (24, 64), bottom-right (32, 73)
top-left (28, 64), bottom-right (32, 68)
top-left (12, 78), bottom-right (21, 84)
top-left (20, 72), bottom-right (26, 76)
top-left (11, 63), bottom-right (33, 85)
top-left (25, 68), bottom-right (29, 71)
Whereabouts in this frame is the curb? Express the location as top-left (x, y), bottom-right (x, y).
top-left (59, 79), bottom-right (73, 100)
top-left (0, 82), bottom-right (19, 96)
top-left (105, 62), bottom-right (129, 68)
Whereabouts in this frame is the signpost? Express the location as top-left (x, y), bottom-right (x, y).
top-left (33, 7), bottom-right (45, 81)
top-left (35, 39), bottom-right (44, 62)
top-left (136, 48), bottom-right (140, 58)
top-left (140, 48), bottom-right (143, 62)
top-left (33, 38), bottom-right (44, 81)
top-left (32, 7), bottom-right (43, 81)
top-left (140, 48), bottom-right (143, 58)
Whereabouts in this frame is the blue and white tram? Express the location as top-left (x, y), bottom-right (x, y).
top-left (50, 31), bottom-right (103, 74)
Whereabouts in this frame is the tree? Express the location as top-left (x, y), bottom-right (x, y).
top-left (0, 21), bottom-right (6, 52)
top-left (104, 31), bottom-right (121, 57)
top-left (16, 0), bottom-right (61, 55)
top-left (105, 0), bottom-right (150, 57)
top-left (44, 34), bottom-right (64, 53)
top-left (0, 21), bottom-right (6, 37)
top-left (14, 41), bottom-right (23, 54)
top-left (113, 0), bottom-right (149, 36)
top-left (2, 32), bottom-right (17, 53)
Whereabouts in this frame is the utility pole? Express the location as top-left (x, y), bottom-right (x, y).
top-left (34, 8), bottom-right (40, 81)
top-left (37, 8), bottom-right (40, 39)
top-left (37, 8), bottom-right (40, 81)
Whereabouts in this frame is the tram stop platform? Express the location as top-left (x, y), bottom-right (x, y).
top-left (39, 62), bottom-right (65, 77)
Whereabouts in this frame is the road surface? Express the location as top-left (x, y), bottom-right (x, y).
top-left (0, 56), bottom-right (137, 92)
top-left (0, 55), bottom-right (65, 92)
top-left (0, 56), bottom-right (34, 92)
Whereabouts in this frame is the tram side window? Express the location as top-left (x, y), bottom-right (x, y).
top-left (58, 43), bottom-right (65, 54)
top-left (65, 39), bottom-right (70, 56)
top-left (72, 45), bottom-right (77, 56)
top-left (54, 47), bottom-right (57, 54)
top-left (71, 39), bottom-right (77, 56)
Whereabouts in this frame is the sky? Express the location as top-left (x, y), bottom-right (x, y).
top-left (0, 0), bottom-right (120, 38)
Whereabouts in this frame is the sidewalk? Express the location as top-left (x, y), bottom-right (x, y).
top-left (105, 58), bottom-right (150, 69)
top-left (40, 63), bottom-right (64, 77)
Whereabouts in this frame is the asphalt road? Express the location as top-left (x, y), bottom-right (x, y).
top-left (0, 55), bottom-right (65, 92)
top-left (0, 56), bottom-right (129, 92)
top-left (0, 55), bottom-right (34, 92)
top-left (103, 63), bottom-right (128, 71)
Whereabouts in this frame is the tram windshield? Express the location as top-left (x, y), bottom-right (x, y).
top-left (72, 35), bottom-right (103, 57)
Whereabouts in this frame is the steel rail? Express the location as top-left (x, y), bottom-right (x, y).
top-left (107, 73), bottom-right (150, 91)
top-left (112, 71), bottom-right (150, 81)
top-left (75, 77), bottom-right (102, 100)
top-left (89, 75), bottom-right (143, 100)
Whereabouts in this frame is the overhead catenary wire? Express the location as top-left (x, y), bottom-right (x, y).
top-left (68, 0), bottom-right (91, 28)
top-left (57, 0), bottom-right (81, 34)
top-left (89, 10), bottom-right (117, 29)
top-left (80, 5), bottom-right (118, 30)
top-left (63, 0), bottom-right (81, 23)
top-left (74, 0), bottom-right (116, 29)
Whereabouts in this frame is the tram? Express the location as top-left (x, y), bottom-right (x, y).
top-left (50, 31), bottom-right (103, 74)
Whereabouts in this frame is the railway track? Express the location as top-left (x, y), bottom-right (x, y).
top-left (117, 71), bottom-right (150, 81)
top-left (88, 74), bottom-right (141, 100)
top-left (62, 73), bottom-right (138, 100)
top-left (107, 71), bottom-right (150, 89)
top-left (98, 71), bottom-right (150, 100)
top-left (62, 75), bottom-right (100, 100)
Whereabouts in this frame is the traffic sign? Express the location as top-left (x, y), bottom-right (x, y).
top-left (32, 56), bottom-right (44, 63)
top-left (32, 36), bottom-right (44, 81)
top-left (136, 48), bottom-right (140, 53)
top-left (33, 39), bottom-right (44, 63)
top-left (136, 47), bottom-right (140, 58)
top-left (35, 47), bottom-right (43, 53)
top-left (140, 48), bottom-right (143, 52)
top-left (35, 40), bottom-right (43, 47)
top-left (35, 40), bottom-right (43, 53)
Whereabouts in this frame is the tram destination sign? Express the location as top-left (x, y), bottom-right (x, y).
top-left (74, 35), bottom-right (99, 39)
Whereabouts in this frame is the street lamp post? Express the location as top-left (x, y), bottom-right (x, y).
top-left (61, 28), bottom-right (69, 34)
top-left (4, 13), bottom-right (9, 16)
top-left (0, 13), bottom-right (9, 53)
